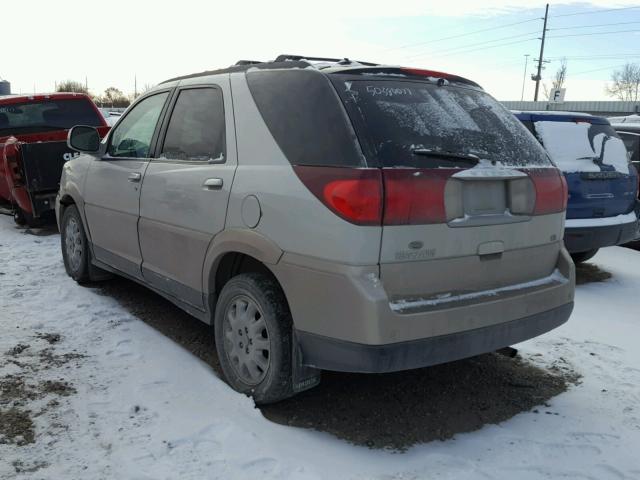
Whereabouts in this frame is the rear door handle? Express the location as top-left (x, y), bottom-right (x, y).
top-left (128, 172), bottom-right (142, 183)
top-left (203, 178), bottom-right (223, 190)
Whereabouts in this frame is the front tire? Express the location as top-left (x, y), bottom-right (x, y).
top-left (571, 248), bottom-right (599, 264)
top-left (214, 273), bottom-right (295, 404)
top-left (60, 205), bottom-right (90, 283)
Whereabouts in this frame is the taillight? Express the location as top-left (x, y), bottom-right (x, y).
top-left (293, 166), bottom-right (383, 225)
top-left (383, 168), bottom-right (456, 225)
top-left (528, 168), bottom-right (567, 215)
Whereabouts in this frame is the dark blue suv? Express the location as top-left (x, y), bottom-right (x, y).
top-left (515, 111), bottom-right (639, 262)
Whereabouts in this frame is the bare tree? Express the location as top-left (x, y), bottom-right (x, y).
top-left (98, 87), bottom-right (130, 108)
top-left (605, 63), bottom-right (640, 101)
top-left (56, 80), bottom-right (88, 94)
top-left (543, 59), bottom-right (567, 100)
top-left (552, 59), bottom-right (568, 90)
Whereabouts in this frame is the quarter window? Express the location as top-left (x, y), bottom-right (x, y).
top-left (160, 88), bottom-right (225, 162)
top-left (108, 92), bottom-right (168, 158)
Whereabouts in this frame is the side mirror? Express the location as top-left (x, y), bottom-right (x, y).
top-left (68, 125), bottom-right (100, 153)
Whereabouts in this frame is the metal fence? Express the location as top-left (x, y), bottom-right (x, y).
top-left (501, 101), bottom-right (640, 117)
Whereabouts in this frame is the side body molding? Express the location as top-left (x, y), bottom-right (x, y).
top-left (202, 228), bottom-right (284, 295)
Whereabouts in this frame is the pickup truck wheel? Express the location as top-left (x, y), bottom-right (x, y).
top-left (214, 273), bottom-right (295, 404)
top-left (61, 205), bottom-right (90, 283)
top-left (571, 249), bottom-right (599, 264)
top-left (14, 208), bottom-right (40, 228)
top-left (13, 209), bottom-right (27, 226)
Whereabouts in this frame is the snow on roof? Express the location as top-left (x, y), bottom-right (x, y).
top-left (511, 110), bottom-right (593, 117)
top-left (608, 114), bottom-right (640, 123)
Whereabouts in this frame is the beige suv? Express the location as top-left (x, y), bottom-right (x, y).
top-left (57, 55), bottom-right (575, 403)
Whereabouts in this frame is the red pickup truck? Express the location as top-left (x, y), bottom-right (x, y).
top-left (0, 93), bottom-right (109, 226)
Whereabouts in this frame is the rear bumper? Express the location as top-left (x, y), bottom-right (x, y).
top-left (296, 302), bottom-right (573, 373)
top-left (564, 213), bottom-right (639, 253)
top-left (272, 247), bottom-right (575, 371)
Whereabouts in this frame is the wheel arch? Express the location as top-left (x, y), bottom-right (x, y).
top-left (57, 189), bottom-right (92, 243)
top-left (203, 229), bottom-right (285, 311)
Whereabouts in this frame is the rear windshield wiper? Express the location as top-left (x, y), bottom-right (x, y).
top-left (411, 148), bottom-right (480, 165)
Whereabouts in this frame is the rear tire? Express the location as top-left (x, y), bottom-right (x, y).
top-left (214, 273), bottom-right (295, 404)
top-left (571, 249), bottom-right (599, 264)
top-left (60, 205), bottom-right (90, 283)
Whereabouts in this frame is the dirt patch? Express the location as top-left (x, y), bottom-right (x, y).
top-left (101, 276), bottom-right (581, 451)
top-left (36, 332), bottom-right (61, 345)
top-left (38, 348), bottom-right (85, 369)
top-left (1, 337), bottom-right (83, 450)
top-left (0, 375), bottom-right (38, 406)
top-left (6, 344), bottom-right (30, 356)
top-left (39, 380), bottom-right (75, 397)
top-left (0, 408), bottom-right (35, 445)
top-left (575, 263), bottom-right (612, 285)
top-left (12, 459), bottom-right (48, 474)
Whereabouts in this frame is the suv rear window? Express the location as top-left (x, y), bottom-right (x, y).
top-left (246, 70), bottom-right (365, 167)
top-left (0, 98), bottom-right (103, 134)
top-left (533, 119), bottom-right (630, 174)
top-left (333, 78), bottom-right (552, 169)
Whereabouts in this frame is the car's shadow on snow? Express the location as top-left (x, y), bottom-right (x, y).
top-left (575, 262), bottom-right (612, 285)
top-left (98, 277), bottom-right (578, 451)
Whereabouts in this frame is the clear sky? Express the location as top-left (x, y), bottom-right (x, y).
top-left (2, 0), bottom-right (639, 101)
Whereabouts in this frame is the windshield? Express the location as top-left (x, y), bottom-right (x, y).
top-left (0, 98), bottom-right (103, 133)
top-left (533, 120), bottom-right (630, 174)
top-left (333, 78), bottom-right (552, 168)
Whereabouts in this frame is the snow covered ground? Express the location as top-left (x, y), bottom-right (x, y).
top-left (1, 213), bottom-right (639, 479)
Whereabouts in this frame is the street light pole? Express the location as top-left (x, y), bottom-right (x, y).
top-left (521, 54), bottom-right (530, 101)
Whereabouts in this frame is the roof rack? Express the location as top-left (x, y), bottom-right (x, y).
top-left (274, 54), bottom-right (379, 67)
top-left (235, 60), bottom-right (263, 66)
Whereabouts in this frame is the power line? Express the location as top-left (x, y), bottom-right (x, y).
top-left (572, 63), bottom-right (629, 75)
top-left (405, 30), bottom-right (540, 59)
top-left (550, 20), bottom-right (640, 31)
top-left (547, 28), bottom-right (640, 39)
top-left (546, 55), bottom-right (640, 62)
top-left (422, 37), bottom-right (538, 60)
top-left (552, 5), bottom-right (640, 18)
top-left (389, 16), bottom-right (542, 51)
top-left (547, 53), bottom-right (640, 59)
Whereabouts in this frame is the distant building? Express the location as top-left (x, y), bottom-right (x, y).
top-left (0, 80), bottom-right (10, 95)
top-left (501, 101), bottom-right (640, 117)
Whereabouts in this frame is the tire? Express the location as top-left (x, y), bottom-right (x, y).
top-left (60, 205), bottom-right (91, 283)
top-left (214, 272), bottom-right (295, 404)
top-left (571, 249), bottom-right (599, 264)
top-left (14, 207), bottom-right (40, 228)
top-left (13, 208), bottom-right (27, 226)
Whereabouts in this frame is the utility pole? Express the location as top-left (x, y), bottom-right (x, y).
top-left (533, 3), bottom-right (549, 101)
top-left (521, 54), bottom-right (530, 101)
top-left (134, 75), bottom-right (137, 98)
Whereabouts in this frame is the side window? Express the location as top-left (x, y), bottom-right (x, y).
top-left (619, 132), bottom-right (640, 163)
top-left (108, 92), bottom-right (169, 158)
top-left (160, 88), bottom-right (225, 162)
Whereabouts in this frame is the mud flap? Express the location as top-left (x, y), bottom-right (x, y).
top-left (292, 331), bottom-right (321, 393)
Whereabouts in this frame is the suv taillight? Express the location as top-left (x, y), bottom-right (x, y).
top-left (528, 168), bottom-right (568, 215)
top-left (383, 168), bottom-right (456, 225)
top-left (293, 166), bottom-right (383, 225)
top-left (294, 166), bottom-right (568, 227)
